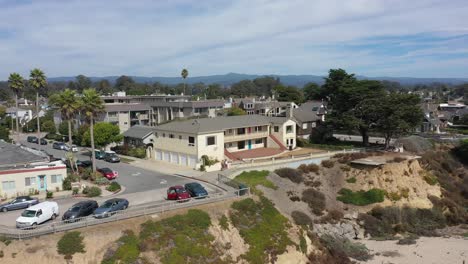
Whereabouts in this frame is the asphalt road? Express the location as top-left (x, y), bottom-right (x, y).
top-left (19, 138), bottom-right (188, 194)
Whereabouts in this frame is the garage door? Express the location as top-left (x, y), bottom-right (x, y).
top-left (163, 152), bottom-right (170, 161)
top-left (188, 155), bottom-right (197, 167)
top-left (170, 152), bottom-right (178, 164)
top-left (180, 154), bottom-right (187, 166)
top-left (155, 150), bottom-right (162, 160)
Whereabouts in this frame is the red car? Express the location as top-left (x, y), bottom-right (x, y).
top-left (97, 168), bottom-right (118, 180)
top-left (167, 186), bottom-right (191, 201)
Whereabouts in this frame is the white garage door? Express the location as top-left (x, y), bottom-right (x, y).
top-left (155, 150), bottom-right (162, 160)
top-left (163, 152), bottom-right (170, 161)
top-left (170, 152), bottom-right (178, 164)
top-left (180, 154), bottom-right (187, 166)
top-left (188, 155), bottom-right (197, 167)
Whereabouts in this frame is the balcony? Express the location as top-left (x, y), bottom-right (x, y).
top-left (106, 116), bottom-right (118, 122)
top-left (224, 131), bottom-right (269, 143)
top-left (131, 114), bottom-right (149, 120)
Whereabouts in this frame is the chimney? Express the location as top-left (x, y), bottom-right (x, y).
top-left (287, 104), bottom-right (293, 118)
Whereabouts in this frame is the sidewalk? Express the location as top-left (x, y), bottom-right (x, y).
top-left (130, 158), bottom-right (204, 178)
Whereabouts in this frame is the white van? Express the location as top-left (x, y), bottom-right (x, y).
top-left (16, 201), bottom-right (59, 229)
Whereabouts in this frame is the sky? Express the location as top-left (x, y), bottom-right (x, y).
top-left (0, 0), bottom-right (467, 80)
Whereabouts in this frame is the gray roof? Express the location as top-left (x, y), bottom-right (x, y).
top-left (149, 100), bottom-right (225, 108)
top-left (292, 109), bottom-right (321, 123)
top-left (298, 101), bottom-right (327, 113)
top-left (155, 115), bottom-right (293, 134)
top-left (105, 104), bottom-right (151, 112)
top-left (0, 141), bottom-right (48, 168)
top-left (122, 125), bottom-right (154, 139)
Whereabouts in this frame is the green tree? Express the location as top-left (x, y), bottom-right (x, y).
top-left (322, 68), bottom-right (357, 102)
top-left (115, 75), bottom-right (135, 92)
top-left (456, 114), bottom-right (468, 125)
top-left (75, 75), bottom-right (92, 93)
top-left (181, 68), bottom-right (189, 95)
top-left (58, 122), bottom-right (71, 136)
top-left (374, 93), bottom-right (423, 148)
top-left (303, 82), bottom-right (324, 101)
top-left (41, 120), bottom-right (56, 134)
top-left (96, 79), bottom-right (113, 95)
top-left (0, 126), bottom-right (10, 142)
top-left (49, 89), bottom-right (82, 172)
top-left (273, 85), bottom-right (304, 104)
top-left (81, 89), bottom-right (104, 172)
top-left (206, 84), bottom-right (222, 99)
top-left (82, 122), bottom-right (123, 148)
top-left (8, 73), bottom-right (25, 142)
top-left (29, 68), bottom-right (47, 141)
top-left (227, 106), bottom-right (246, 116)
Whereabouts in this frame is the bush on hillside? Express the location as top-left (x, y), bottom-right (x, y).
top-left (57, 231), bottom-right (85, 260)
top-left (302, 188), bottom-right (326, 215)
top-left (320, 234), bottom-right (372, 261)
top-left (298, 163), bottom-right (320, 174)
top-left (321, 160), bottom-right (335, 168)
top-left (291, 211), bottom-right (313, 228)
top-left (274, 168), bottom-right (304, 183)
top-left (337, 188), bottom-right (385, 206)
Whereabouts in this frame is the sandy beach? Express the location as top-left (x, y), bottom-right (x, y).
top-left (361, 237), bottom-right (468, 264)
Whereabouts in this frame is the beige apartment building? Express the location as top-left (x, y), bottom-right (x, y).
top-left (0, 142), bottom-right (67, 198)
top-left (152, 115), bottom-right (297, 169)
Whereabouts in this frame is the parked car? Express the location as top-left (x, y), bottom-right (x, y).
top-left (184, 182), bottom-right (208, 199)
top-left (167, 186), bottom-right (191, 201)
top-left (16, 201), bottom-right (59, 229)
top-left (95, 150), bottom-right (106, 159)
top-left (62, 200), bottom-right (98, 222)
top-left (27, 136), bottom-right (38, 143)
top-left (52, 142), bottom-right (69, 151)
top-left (0, 196), bottom-right (39, 212)
top-left (76, 160), bottom-right (92, 170)
top-left (70, 145), bottom-right (79, 152)
top-left (97, 167), bottom-right (118, 180)
top-left (104, 151), bottom-right (120, 163)
top-left (93, 198), bottom-right (128, 218)
top-left (39, 138), bottom-right (48, 145)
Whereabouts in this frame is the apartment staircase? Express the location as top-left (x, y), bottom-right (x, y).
top-left (269, 134), bottom-right (287, 151)
top-left (224, 149), bottom-right (239, 161)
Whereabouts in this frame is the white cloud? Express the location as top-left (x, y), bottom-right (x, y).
top-left (0, 0), bottom-right (467, 79)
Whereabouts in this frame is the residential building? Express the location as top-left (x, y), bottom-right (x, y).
top-left (152, 115), bottom-right (297, 169)
top-left (238, 98), bottom-right (298, 116)
top-left (418, 103), bottom-right (441, 133)
top-left (122, 125), bottom-right (156, 148)
top-left (0, 141), bottom-right (66, 198)
top-left (100, 103), bottom-right (152, 133)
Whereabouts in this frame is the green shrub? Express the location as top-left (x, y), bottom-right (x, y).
top-left (386, 191), bottom-right (401, 201)
top-left (300, 234), bottom-right (307, 253)
top-left (234, 170), bottom-right (276, 195)
top-left (46, 191), bottom-right (53, 199)
top-left (345, 177), bottom-right (356, 183)
top-left (0, 236), bottom-right (12, 246)
top-left (320, 234), bottom-right (372, 261)
top-left (57, 231), bottom-right (85, 259)
top-left (72, 188), bottom-right (79, 195)
top-left (62, 176), bottom-right (73, 191)
top-left (219, 215), bottom-right (229, 231)
top-left (422, 172), bottom-right (438, 185)
top-left (230, 197), bottom-right (292, 263)
top-left (102, 230), bottom-right (140, 264)
top-left (291, 211), bottom-right (313, 227)
top-left (80, 168), bottom-right (92, 180)
top-left (94, 176), bottom-right (109, 185)
top-left (274, 168), bottom-right (304, 183)
top-left (319, 210), bottom-right (344, 224)
top-left (83, 186), bottom-right (101, 197)
top-left (201, 155), bottom-right (218, 167)
top-left (106, 182), bottom-right (121, 192)
top-left (302, 188), bottom-right (326, 215)
top-left (337, 188), bottom-right (385, 206)
top-left (321, 160), bottom-right (335, 168)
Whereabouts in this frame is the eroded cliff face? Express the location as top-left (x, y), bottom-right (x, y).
top-left (343, 159), bottom-right (441, 208)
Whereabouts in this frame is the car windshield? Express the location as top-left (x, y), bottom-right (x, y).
top-left (69, 206), bottom-right (81, 212)
top-left (176, 188), bottom-right (187, 194)
top-left (101, 202), bottom-right (113, 208)
top-left (21, 210), bottom-right (37, 217)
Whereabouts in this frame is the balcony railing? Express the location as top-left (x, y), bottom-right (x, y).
top-left (224, 131), bottom-right (269, 143)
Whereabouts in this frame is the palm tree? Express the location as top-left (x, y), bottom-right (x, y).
top-left (49, 89), bottom-right (81, 173)
top-left (181, 68), bottom-right (188, 95)
top-left (29, 68), bottom-right (47, 140)
top-left (81, 88), bottom-right (104, 173)
top-left (7, 73), bottom-right (25, 142)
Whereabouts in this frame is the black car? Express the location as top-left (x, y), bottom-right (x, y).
top-left (0, 196), bottom-right (39, 212)
top-left (93, 198), bottom-right (129, 218)
top-left (39, 138), bottom-right (47, 145)
top-left (184, 182), bottom-right (208, 199)
top-left (63, 200), bottom-right (98, 222)
top-left (77, 160), bottom-right (92, 169)
top-left (27, 136), bottom-right (38, 143)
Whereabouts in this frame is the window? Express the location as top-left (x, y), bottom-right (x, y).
top-left (169, 134), bottom-right (174, 139)
top-left (274, 126), bottom-right (279, 132)
top-left (162, 133), bottom-right (166, 138)
top-left (25, 177), bottom-right (35, 187)
top-left (188, 136), bottom-right (195, 146)
top-left (255, 126), bottom-right (263, 132)
top-left (51, 174), bottom-right (63, 184)
top-left (312, 122), bottom-right (316, 128)
top-left (2, 181), bottom-right (15, 191)
top-left (206, 136), bottom-right (216, 146)
top-left (302, 123), bottom-right (308, 129)
top-left (255, 139), bottom-right (263, 144)
top-left (179, 135), bottom-right (182, 140)
top-left (286, 125), bottom-right (293, 133)
top-left (108, 112), bottom-right (117, 117)
top-left (124, 122), bottom-right (128, 125)
top-left (237, 128), bottom-right (245, 135)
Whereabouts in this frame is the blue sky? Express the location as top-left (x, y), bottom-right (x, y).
top-left (0, 0), bottom-right (467, 80)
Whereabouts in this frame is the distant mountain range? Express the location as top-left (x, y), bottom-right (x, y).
top-left (47, 72), bottom-right (468, 87)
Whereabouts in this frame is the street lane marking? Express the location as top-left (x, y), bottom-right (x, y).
top-left (131, 172), bottom-right (141, 176)
top-left (160, 180), bottom-right (167, 185)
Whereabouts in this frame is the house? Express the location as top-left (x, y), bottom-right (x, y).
top-left (0, 141), bottom-right (66, 198)
top-left (418, 103), bottom-right (441, 133)
top-left (296, 101), bottom-right (327, 120)
top-left (100, 103), bottom-right (152, 133)
top-left (5, 107), bottom-right (33, 125)
top-left (292, 109), bottom-right (322, 139)
top-left (151, 115), bottom-right (297, 169)
top-left (122, 125), bottom-right (156, 148)
top-left (238, 98), bottom-right (298, 116)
